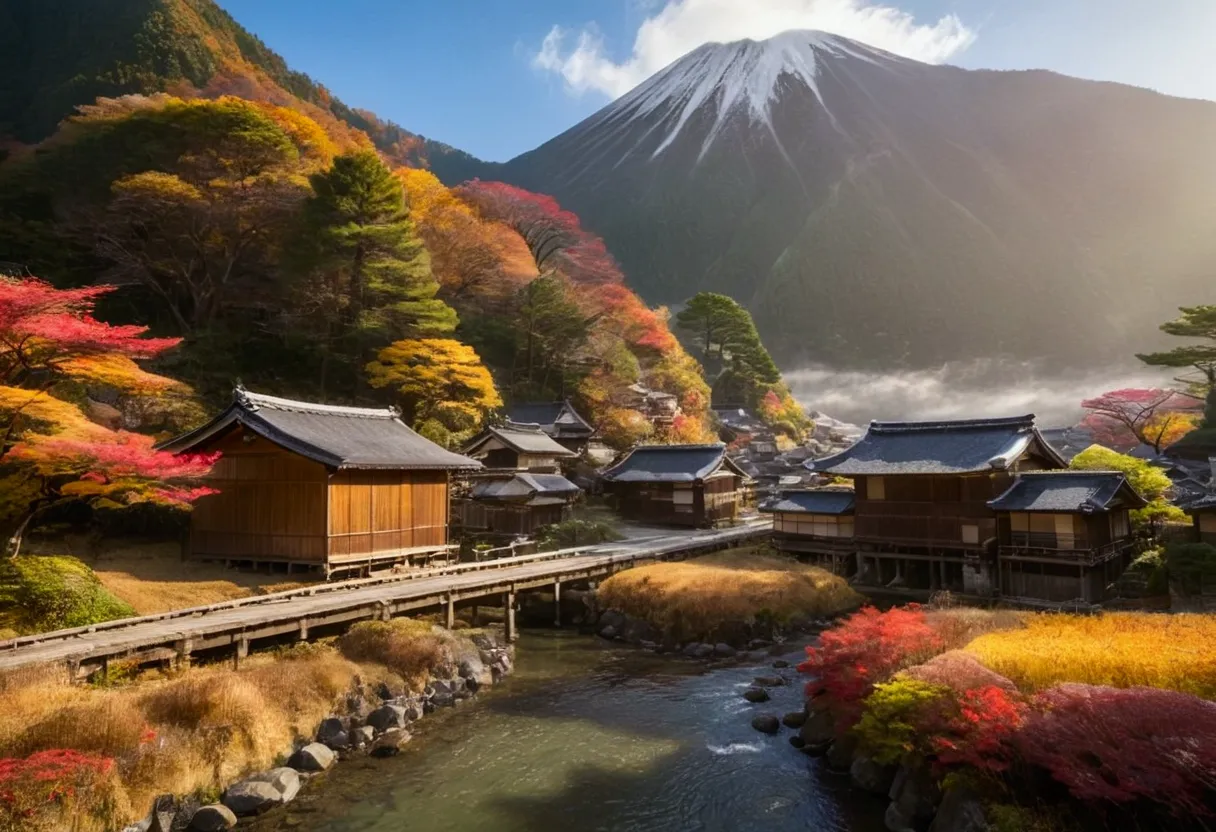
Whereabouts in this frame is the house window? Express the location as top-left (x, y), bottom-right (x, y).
top-left (961, 524), bottom-right (980, 544)
top-left (866, 477), bottom-right (886, 501)
top-left (1199, 513), bottom-right (1216, 534)
top-left (1111, 511), bottom-right (1129, 539)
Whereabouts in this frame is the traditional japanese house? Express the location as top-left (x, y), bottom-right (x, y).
top-left (162, 388), bottom-right (480, 576)
top-left (1184, 493), bottom-right (1216, 546)
top-left (504, 401), bottom-right (595, 454)
top-left (812, 416), bottom-right (1067, 596)
top-left (460, 423), bottom-right (578, 473)
top-left (762, 489), bottom-right (857, 575)
top-left (454, 472), bottom-right (582, 537)
top-left (600, 444), bottom-right (750, 528)
top-left (988, 472), bottom-right (1145, 606)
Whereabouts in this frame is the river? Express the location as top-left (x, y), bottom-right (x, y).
top-left (254, 630), bottom-right (887, 832)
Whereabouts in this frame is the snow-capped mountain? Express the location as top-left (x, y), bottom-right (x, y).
top-left (438, 30), bottom-right (1216, 370)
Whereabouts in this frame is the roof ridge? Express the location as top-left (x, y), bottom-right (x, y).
top-left (237, 389), bottom-right (398, 420)
top-left (632, 443), bottom-right (726, 451)
top-left (870, 415), bottom-right (1036, 433)
top-left (1016, 470), bottom-right (1125, 476)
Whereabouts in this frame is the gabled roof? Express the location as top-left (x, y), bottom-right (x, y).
top-left (504, 401), bottom-right (594, 436)
top-left (812, 415), bottom-right (1066, 476)
top-left (988, 471), bottom-right (1147, 513)
top-left (600, 444), bottom-right (750, 484)
top-left (462, 424), bottom-right (578, 459)
top-left (761, 489), bottom-right (855, 515)
top-left (161, 388), bottom-right (481, 471)
top-left (470, 472), bottom-right (582, 504)
top-left (1182, 493), bottom-right (1216, 512)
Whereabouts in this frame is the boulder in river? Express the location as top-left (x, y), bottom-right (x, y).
top-left (887, 759), bottom-right (942, 829)
top-left (222, 768), bottom-right (300, 816)
top-left (799, 709), bottom-right (835, 747)
top-left (714, 643), bottom-right (736, 658)
top-left (929, 787), bottom-right (990, 832)
top-left (289, 742), bottom-right (336, 773)
top-left (751, 714), bottom-right (780, 734)
top-left (772, 659), bottom-right (790, 669)
top-left (187, 804), bottom-right (237, 831)
top-left (367, 704), bottom-right (408, 732)
top-left (371, 728), bottom-right (413, 758)
top-left (826, 735), bottom-right (858, 772)
top-left (743, 687), bottom-right (770, 703)
top-left (599, 624), bottom-right (618, 640)
top-left (782, 711), bottom-right (807, 729)
top-left (753, 675), bottom-right (785, 687)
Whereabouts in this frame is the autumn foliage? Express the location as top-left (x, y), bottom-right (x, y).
top-left (0, 749), bottom-right (121, 831)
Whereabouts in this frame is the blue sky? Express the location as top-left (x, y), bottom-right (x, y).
top-left (222, 0), bottom-right (1216, 162)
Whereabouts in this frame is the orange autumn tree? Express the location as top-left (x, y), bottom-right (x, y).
top-left (0, 277), bottom-right (217, 557)
top-left (365, 338), bottom-right (502, 446)
top-left (458, 181), bottom-right (714, 446)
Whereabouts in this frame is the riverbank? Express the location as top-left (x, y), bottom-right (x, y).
top-left (591, 548), bottom-right (862, 650)
top-left (794, 605), bottom-right (1216, 831)
top-left (0, 620), bottom-right (513, 831)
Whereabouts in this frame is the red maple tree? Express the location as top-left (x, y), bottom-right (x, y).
top-left (1079, 388), bottom-right (1201, 453)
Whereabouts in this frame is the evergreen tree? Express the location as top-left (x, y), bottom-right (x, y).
top-left (1138, 306), bottom-right (1216, 419)
top-left (300, 150), bottom-right (457, 393)
top-left (512, 276), bottom-right (591, 399)
top-left (676, 292), bottom-right (780, 403)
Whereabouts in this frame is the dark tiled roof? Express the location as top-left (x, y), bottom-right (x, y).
top-left (813, 415), bottom-right (1065, 476)
top-left (1183, 493), bottom-right (1216, 512)
top-left (161, 389), bottom-right (481, 471)
top-left (601, 444), bottom-right (748, 484)
top-left (988, 472), bottom-right (1146, 512)
top-left (505, 401), bottom-right (594, 436)
top-left (463, 424), bottom-right (577, 458)
top-left (470, 472), bottom-right (581, 502)
top-left (761, 490), bottom-right (855, 515)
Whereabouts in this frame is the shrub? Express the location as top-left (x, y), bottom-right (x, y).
top-left (964, 612), bottom-right (1216, 698)
top-left (1166, 542), bottom-right (1216, 597)
top-left (901, 651), bottom-right (1019, 694)
top-left (0, 556), bottom-right (136, 634)
top-left (1016, 684), bottom-right (1216, 819)
top-left (1129, 546), bottom-right (1168, 595)
top-left (922, 607), bottom-right (1025, 650)
top-left (0, 749), bottom-right (126, 831)
top-left (855, 679), bottom-right (1024, 772)
top-left (535, 520), bottom-right (622, 551)
top-left (338, 619), bottom-right (452, 690)
top-left (799, 605), bottom-right (945, 728)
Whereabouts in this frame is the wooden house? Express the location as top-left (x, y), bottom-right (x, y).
top-left (812, 416), bottom-right (1067, 596)
top-left (1184, 493), bottom-right (1216, 546)
top-left (454, 472), bottom-right (581, 537)
top-left (600, 444), bottom-right (750, 528)
top-left (762, 489), bottom-right (856, 575)
top-left (988, 472), bottom-right (1145, 605)
top-left (162, 389), bottom-right (480, 576)
top-left (461, 423), bottom-right (578, 472)
top-left (504, 401), bottom-right (595, 454)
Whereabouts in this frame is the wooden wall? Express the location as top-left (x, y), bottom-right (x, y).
top-left (611, 476), bottom-right (740, 528)
top-left (328, 470), bottom-right (449, 559)
top-left (853, 474), bottom-right (1006, 549)
top-left (189, 430), bottom-right (329, 563)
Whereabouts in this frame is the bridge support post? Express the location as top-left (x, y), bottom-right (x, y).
top-left (505, 589), bottom-right (517, 643)
top-left (174, 638), bottom-right (193, 671)
top-left (553, 579), bottom-right (562, 627)
top-left (470, 604), bottom-right (479, 627)
top-left (445, 594), bottom-right (456, 630)
top-left (234, 636), bottom-right (249, 669)
top-left (298, 619), bottom-right (309, 642)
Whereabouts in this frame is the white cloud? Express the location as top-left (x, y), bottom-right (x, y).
top-left (533, 0), bottom-right (977, 98)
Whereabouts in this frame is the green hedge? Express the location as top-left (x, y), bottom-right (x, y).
top-left (0, 555), bottom-right (136, 634)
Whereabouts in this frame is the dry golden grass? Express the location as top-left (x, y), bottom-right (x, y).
top-left (0, 626), bottom-right (457, 829)
top-left (596, 548), bottom-right (862, 642)
top-left (338, 619), bottom-right (455, 692)
top-left (65, 540), bottom-right (313, 614)
top-left (924, 607), bottom-right (1027, 650)
top-left (965, 612), bottom-right (1216, 699)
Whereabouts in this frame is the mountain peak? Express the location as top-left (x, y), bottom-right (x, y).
top-left (605, 30), bottom-right (912, 159)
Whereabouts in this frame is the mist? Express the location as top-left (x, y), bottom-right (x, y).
top-left (784, 359), bottom-right (1178, 427)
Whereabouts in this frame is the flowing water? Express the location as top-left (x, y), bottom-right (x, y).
top-left (255, 631), bottom-right (887, 832)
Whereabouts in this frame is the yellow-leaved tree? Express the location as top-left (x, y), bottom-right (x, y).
top-left (366, 339), bottom-right (502, 446)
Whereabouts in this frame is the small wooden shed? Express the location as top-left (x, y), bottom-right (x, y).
top-left (162, 388), bottom-right (480, 575)
top-left (455, 472), bottom-right (582, 537)
top-left (600, 444), bottom-right (749, 528)
top-left (460, 423), bottom-right (577, 472)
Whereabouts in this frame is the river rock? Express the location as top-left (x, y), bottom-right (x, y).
top-left (353, 725), bottom-right (376, 749)
top-left (370, 728), bottom-right (412, 758)
top-left (459, 656), bottom-right (492, 690)
top-left (772, 659), bottom-right (790, 669)
top-left (753, 675), bottom-right (785, 687)
top-left (714, 643), bottom-right (737, 657)
top-left (743, 687), bottom-right (770, 703)
top-left (623, 615), bottom-right (659, 643)
top-left (929, 787), bottom-right (990, 832)
top-left (599, 624), bottom-right (619, 640)
top-left (367, 704), bottom-right (408, 732)
top-left (187, 805), bottom-right (237, 832)
top-left (789, 735), bottom-right (806, 749)
top-left (640, 640), bottom-right (658, 651)
top-left (223, 780), bottom-right (281, 816)
top-left (288, 742), bottom-right (336, 773)
top-left (782, 711), bottom-right (807, 729)
top-left (599, 610), bottom-right (627, 632)
top-left (826, 735), bottom-right (858, 772)
top-left (799, 709), bottom-right (835, 747)
top-left (747, 639), bottom-right (772, 650)
top-left (751, 714), bottom-right (781, 734)
top-left (315, 717), bottom-right (347, 746)
top-left (887, 760), bottom-right (941, 831)
top-left (850, 755), bottom-right (897, 795)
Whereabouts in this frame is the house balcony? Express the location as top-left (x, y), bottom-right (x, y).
top-left (998, 535), bottom-right (1135, 567)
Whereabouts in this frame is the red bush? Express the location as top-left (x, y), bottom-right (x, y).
top-left (931, 685), bottom-right (1026, 772)
top-left (0, 749), bottom-right (116, 824)
top-left (1016, 684), bottom-right (1216, 818)
top-left (799, 605), bottom-right (945, 726)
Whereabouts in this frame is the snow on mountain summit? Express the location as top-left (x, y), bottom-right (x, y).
top-left (602, 30), bottom-right (914, 159)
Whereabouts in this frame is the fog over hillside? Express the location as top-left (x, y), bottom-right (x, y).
top-left (785, 360), bottom-right (1176, 427)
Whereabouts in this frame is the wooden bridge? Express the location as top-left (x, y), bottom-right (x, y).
top-left (0, 523), bottom-right (770, 679)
